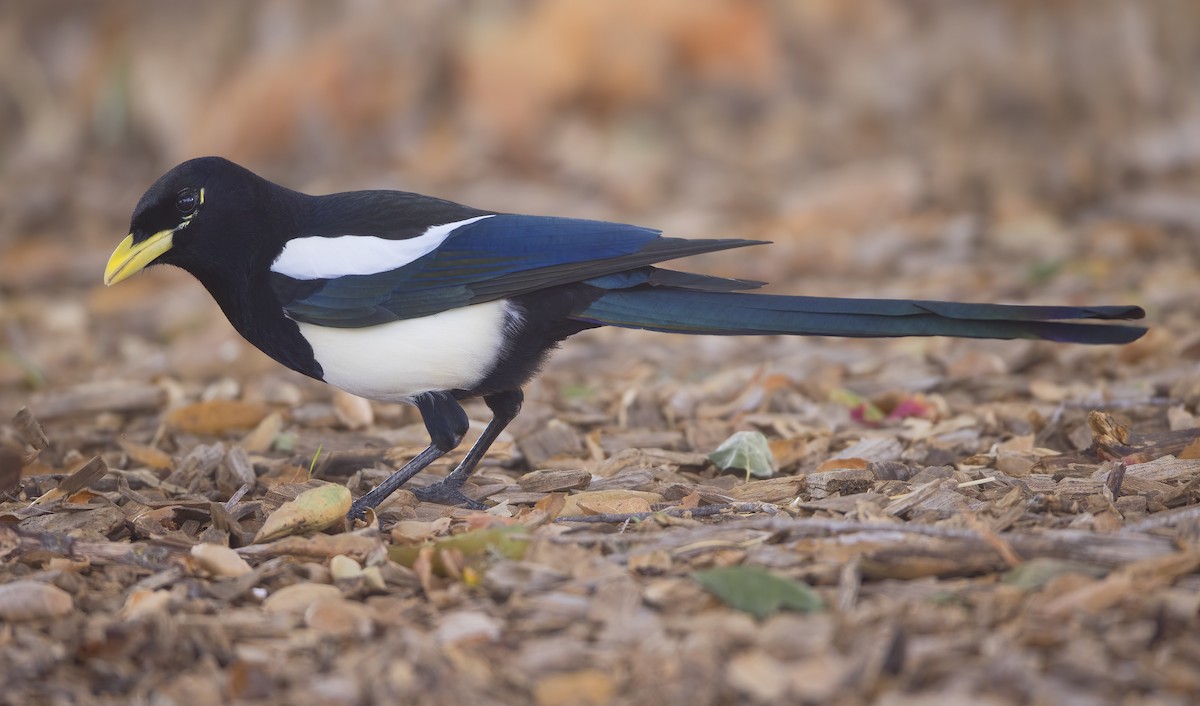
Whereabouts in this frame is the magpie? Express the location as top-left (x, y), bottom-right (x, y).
top-left (105, 157), bottom-right (1147, 517)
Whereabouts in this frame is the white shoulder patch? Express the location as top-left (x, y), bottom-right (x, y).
top-left (270, 214), bottom-right (494, 280)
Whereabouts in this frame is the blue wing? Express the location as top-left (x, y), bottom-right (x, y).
top-left (271, 215), bottom-right (761, 327)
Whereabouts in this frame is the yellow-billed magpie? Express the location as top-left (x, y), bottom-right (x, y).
top-left (105, 157), bottom-right (1147, 517)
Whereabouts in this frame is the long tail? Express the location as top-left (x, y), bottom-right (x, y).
top-left (573, 288), bottom-right (1147, 344)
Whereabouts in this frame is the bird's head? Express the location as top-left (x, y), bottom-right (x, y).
top-left (104, 157), bottom-right (295, 286)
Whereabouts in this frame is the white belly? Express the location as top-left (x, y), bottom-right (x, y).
top-left (295, 300), bottom-right (514, 402)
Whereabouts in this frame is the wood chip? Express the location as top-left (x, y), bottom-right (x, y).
top-left (218, 446), bottom-right (257, 497)
top-left (12, 407), bottom-right (48, 450)
top-left (28, 381), bottom-right (165, 420)
top-left (31, 455), bottom-right (107, 505)
top-left (1125, 456), bottom-right (1200, 484)
top-left (886, 478), bottom-right (978, 519)
top-left (726, 476), bottom-right (806, 503)
top-left (831, 436), bottom-right (903, 463)
top-left (518, 468), bottom-right (592, 492)
top-left (806, 469), bottom-right (875, 499)
top-left (518, 420), bottom-right (584, 467)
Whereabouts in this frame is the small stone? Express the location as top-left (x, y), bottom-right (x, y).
top-left (120, 589), bottom-right (172, 620)
top-left (262, 583), bottom-right (343, 614)
top-left (192, 543), bottom-right (253, 577)
top-left (333, 391), bottom-right (374, 430)
top-left (726, 649), bottom-right (789, 702)
top-left (435, 610), bottom-right (502, 646)
top-left (304, 598), bottom-right (374, 638)
top-left (0, 581), bottom-right (73, 621)
top-left (330, 554), bottom-right (363, 582)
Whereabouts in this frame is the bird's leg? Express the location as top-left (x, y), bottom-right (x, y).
top-left (348, 392), bottom-right (468, 519)
top-left (413, 389), bottom-right (523, 509)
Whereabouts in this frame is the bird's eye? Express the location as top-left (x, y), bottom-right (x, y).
top-left (176, 190), bottom-right (199, 215)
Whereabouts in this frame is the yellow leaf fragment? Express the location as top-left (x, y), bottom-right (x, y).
top-left (254, 483), bottom-right (351, 543)
top-left (166, 400), bottom-right (270, 435)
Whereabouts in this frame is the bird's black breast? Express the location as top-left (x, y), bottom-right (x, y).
top-left (194, 268), bottom-right (325, 382)
top-left (458, 284), bottom-right (602, 398)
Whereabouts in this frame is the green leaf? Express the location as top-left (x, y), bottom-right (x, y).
top-left (388, 526), bottom-right (531, 572)
top-left (693, 566), bottom-right (824, 619)
top-left (0, 349), bottom-right (46, 389)
top-left (273, 431), bottom-right (298, 453)
top-left (1001, 557), bottom-right (1108, 590)
top-left (708, 431), bottom-right (775, 478)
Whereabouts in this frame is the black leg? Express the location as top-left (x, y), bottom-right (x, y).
top-left (347, 392), bottom-right (468, 519)
top-left (413, 389), bottom-right (523, 508)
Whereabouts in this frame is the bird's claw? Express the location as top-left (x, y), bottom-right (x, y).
top-left (413, 480), bottom-right (486, 510)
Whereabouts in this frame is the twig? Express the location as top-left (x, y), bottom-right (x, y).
top-left (554, 516), bottom-right (1177, 568)
top-left (555, 502), bottom-right (777, 524)
top-left (0, 524), bottom-right (182, 569)
top-left (224, 481), bottom-right (254, 511)
top-left (1121, 504), bottom-right (1200, 534)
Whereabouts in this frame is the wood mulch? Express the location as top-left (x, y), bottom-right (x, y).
top-left (4, 178), bottom-right (1200, 704)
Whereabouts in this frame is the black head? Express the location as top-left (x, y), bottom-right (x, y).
top-left (105, 157), bottom-right (303, 286)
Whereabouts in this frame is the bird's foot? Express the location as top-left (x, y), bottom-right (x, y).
top-left (412, 480), bottom-right (486, 510)
top-left (347, 496), bottom-right (374, 521)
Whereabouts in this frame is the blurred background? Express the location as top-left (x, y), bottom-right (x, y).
top-left (1, 0), bottom-right (1198, 397)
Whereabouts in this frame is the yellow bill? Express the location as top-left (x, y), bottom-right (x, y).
top-left (104, 230), bottom-right (174, 286)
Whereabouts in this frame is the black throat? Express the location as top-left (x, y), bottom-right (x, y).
top-left (184, 260), bottom-right (323, 381)
top-left (172, 184), bottom-right (324, 382)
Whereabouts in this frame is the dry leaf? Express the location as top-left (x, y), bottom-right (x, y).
top-left (254, 483), bottom-right (351, 543)
top-left (1180, 438), bottom-right (1200, 460)
top-left (119, 439), bottom-right (174, 471)
top-left (240, 412), bottom-right (284, 453)
top-left (238, 532), bottom-right (386, 564)
top-left (533, 492), bottom-right (567, 520)
top-left (560, 490), bottom-right (663, 516)
top-left (391, 517), bottom-right (453, 544)
top-left (577, 496), bottom-right (652, 515)
top-left (534, 669), bottom-right (616, 706)
top-left (815, 457), bottom-right (870, 472)
top-left (166, 400), bottom-right (271, 435)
